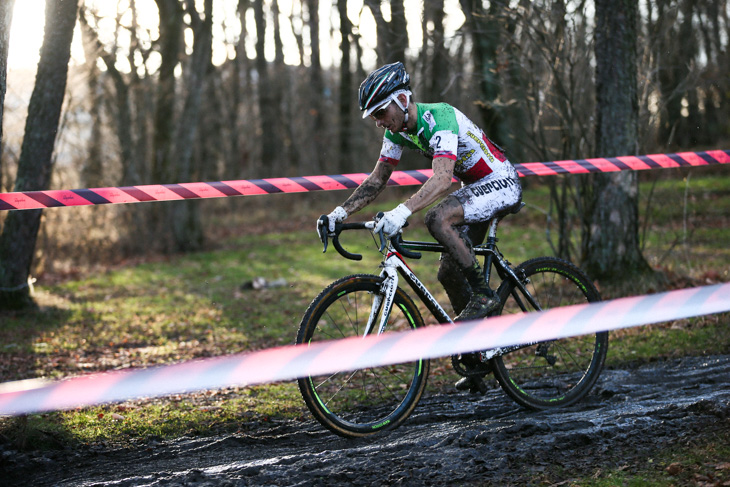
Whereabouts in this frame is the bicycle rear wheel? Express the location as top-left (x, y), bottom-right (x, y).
top-left (296, 274), bottom-right (429, 438)
top-left (492, 257), bottom-right (608, 409)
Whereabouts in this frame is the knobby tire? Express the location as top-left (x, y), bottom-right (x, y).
top-left (296, 274), bottom-right (429, 438)
top-left (491, 257), bottom-right (608, 409)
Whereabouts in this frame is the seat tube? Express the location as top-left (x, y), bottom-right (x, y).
top-left (483, 218), bottom-right (499, 285)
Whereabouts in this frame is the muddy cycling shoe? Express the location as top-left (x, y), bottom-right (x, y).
top-left (453, 352), bottom-right (492, 394)
top-left (455, 291), bottom-right (500, 322)
top-left (455, 376), bottom-right (488, 394)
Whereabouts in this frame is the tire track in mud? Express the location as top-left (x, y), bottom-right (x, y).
top-left (3, 355), bottom-right (730, 486)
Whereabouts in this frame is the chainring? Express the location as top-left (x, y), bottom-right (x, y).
top-left (451, 353), bottom-right (493, 378)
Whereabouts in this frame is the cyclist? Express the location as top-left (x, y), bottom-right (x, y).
top-left (319, 61), bottom-right (522, 343)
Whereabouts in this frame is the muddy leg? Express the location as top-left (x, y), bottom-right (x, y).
top-left (426, 197), bottom-right (489, 315)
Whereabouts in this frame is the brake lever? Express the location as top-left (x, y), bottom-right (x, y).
top-left (372, 214), bottom-right (418, 258)
top-left (378, 229), bottom-right (387, 252)
top-left (317, 215), bottom-right (329, 253)
top-left (374, 212), bottom-right (388, 252)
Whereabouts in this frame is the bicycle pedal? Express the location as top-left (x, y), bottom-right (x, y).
top-left (455, 376), bottom-right (488, 395)
top-left (472, 378), bottom-right (488, 395)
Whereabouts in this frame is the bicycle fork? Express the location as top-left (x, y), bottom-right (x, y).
top-left (363, 265), bottom-right (399, 337)
top-left (362, 250), bottom-right (453, 338)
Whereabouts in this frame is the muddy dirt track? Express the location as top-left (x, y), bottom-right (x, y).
top-left (2, 354), bottom-right (730, 486)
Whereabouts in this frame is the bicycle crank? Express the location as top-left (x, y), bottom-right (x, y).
top-left (452, 353), bottom-right (493, 378)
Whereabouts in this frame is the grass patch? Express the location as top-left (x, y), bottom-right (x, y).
top-left (548, 423), bottom-right (730, 486)
top-left (1, 383), bottom-right (306, 451)
top-left (607, 313), bottom-right (730, 367)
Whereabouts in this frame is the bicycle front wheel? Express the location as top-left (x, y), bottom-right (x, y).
top-left (296, 274), bottom-right (429, 438)
top-left (492, 257), bottom-right (608, 409)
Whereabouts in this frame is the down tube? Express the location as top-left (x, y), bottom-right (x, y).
top-left (395, 259), bottom-right (452, 324)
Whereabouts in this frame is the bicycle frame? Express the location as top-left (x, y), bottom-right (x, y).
top-left (368, 217), bottom-right (545, 360)
top-left (401, 218), bottom-right (542, 313)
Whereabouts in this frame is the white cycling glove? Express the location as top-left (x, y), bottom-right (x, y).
top-left (374, 204), bottom-right (412, 237)
top-left (319, 206), bottom-right (348, 236)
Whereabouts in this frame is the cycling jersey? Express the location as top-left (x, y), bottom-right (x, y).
top-left (378, 103), bottom-right (510, 184)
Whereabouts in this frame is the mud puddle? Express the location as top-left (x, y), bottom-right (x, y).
top-left (3, 355), bottom-right (729, 486)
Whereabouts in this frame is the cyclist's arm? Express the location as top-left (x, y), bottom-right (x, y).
top-left (341, 160), bottom-right (394, 215)
top-left (403, 157), bottom-right (455, 214)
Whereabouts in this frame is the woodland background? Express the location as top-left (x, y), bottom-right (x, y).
top-left (0, 0), bottom-right (728, 306)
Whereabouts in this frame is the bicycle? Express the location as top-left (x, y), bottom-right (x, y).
top-left (296, 204), bottom-right (608, 438)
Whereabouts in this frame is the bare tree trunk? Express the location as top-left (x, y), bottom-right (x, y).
top-left (152, 0), bottom-right (183, 185)
top-left (653, 0), bottom-right (683, 147)
top-left (421, 0), bottom-right (448, 101)
top-left (126, 0), bottom-right (153, 185)
top-left (230, 0), bottom-right (252, 179)
top-left (0, 0), bottom-right (78, 310)
top-left (272, 0), bottom-right (284, 65)
top-left (585, 0), bottom-right (654, 289)
top-left (388, 0), bottom-right (407, 63)
top-left (306, 0), bottom-right (324, 174)
top-left (79, 7), bottom-right (104, 188)
top-left (337, 0), bottom-right (352, 170)
top-left (150, 0), bottom-right (183, 252)
top-left (0, 0), bottom-right (15, 194)
top-left (289, 2), bottom-right (305, 67)
top-left (271, 0), bottom-right (297, 173)
top-left (364, 0), bottom-right (407, 64)
top-left (678, 0), bottom-right (701, 147)
top-left (254, 0), bottom-right (279, 171)
top-left (170, 0), bottom-right (213, 252)
top-left (459, 0), bottom-right (505, 141)
top-left (79, 8), bottom-right (140, 185)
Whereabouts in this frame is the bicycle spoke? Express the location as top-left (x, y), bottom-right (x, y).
top-left (319, 310), bottom-right (349, 341)
top-left (339, 292), bottom-right (360, 336)
top-left (369, 366), bottom-right (411, 401)
top-left (311, 370), bottom-right (348, 392)
top-left (555, 339), bottom-right (593, 371)
top-left (316, 370), bottom-right (359, 408)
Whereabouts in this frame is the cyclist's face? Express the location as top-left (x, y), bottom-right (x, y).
top-left (370, 101), bottom-right (392, 121)
top-left (371, 101), bottom-right (400, 131)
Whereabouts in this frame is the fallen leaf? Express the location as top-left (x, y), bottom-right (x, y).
top-left (666, 463), bottom-right (682, 475)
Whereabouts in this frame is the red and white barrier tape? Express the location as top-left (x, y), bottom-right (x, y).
top-left (1, 282), bottom-right (728, 416)
top-left (1, 150), bottom-right (728, 211)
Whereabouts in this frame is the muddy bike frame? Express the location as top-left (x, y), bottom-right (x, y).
top-left (325, 206), bottom-right (542, 360)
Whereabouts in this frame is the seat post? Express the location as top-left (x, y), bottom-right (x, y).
top-left (486, 218), bottom-right (499, 246)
